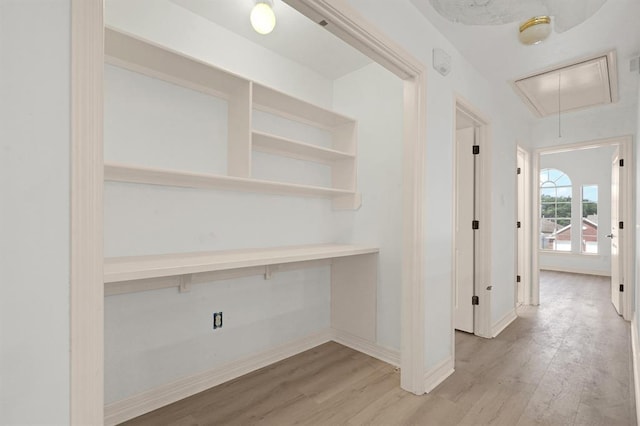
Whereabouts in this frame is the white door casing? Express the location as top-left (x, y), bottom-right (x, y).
top-left (610, 149), bottom-right (622, 315)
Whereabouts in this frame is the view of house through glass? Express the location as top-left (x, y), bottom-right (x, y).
top-left (540, 168), bottom-right (572, 251)
top-left (581, 185), bottom-right (598, 254)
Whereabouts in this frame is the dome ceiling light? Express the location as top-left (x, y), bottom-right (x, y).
top-left (518, 16), bottom-right (551, 45)
top-left (250, 0), bottom-right (276, 35)
top-left (428, 0), bottom-right (608, 44)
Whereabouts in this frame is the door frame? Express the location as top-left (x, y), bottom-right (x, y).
top-left (70, 0), bottom-right (431, 420)
top-left (285, 0), bottom-right (428, 396)
top-left (516, 146), bottom-right (532, 305)
top-left (531, 136), bottom-right (633, 320)
top-left (70, 0), bottom-right (104, 423)
top-left (452, 96), bottom-right (493, 341)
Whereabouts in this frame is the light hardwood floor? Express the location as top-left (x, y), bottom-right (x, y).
top-left (123, 271), bottom-right (635, 425)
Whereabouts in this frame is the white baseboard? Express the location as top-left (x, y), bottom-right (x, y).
top-left (104, 329), bottom-right (332, 425)
top-left (539, 266), bottom-right (610, 277)
top-left (331, 328), bottom-right (400, 367)
top-left (492, 308), bottom-right (518, 338)
top-left (423, 355), bottom-right (454, 393)
top-left (631, 314), bottom-right (640, 426)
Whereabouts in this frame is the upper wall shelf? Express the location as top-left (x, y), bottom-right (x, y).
top-left (252, 83), bottom-right (355, 129)
top-left (105, 244), bottom-right (379, 283)
top-left (105, 162), bottom-right (355, 198)
top-left (104, 28), bottom-right (360, 209)
top-left (105, 27), bottom-right (247, 100)
top-left (252, 131), bottom-right (355, 164)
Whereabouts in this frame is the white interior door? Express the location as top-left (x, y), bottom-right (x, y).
top-left (610, 149), bottom-right (622, 315)
top-left (455, 127), bottom-right (475, 332)
top-left (516, 150), bottom-right (525, 306)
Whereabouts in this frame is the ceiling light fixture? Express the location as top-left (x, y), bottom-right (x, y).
top-left (518, 16), bottom-right (552, 45)
top-left (428, 0), bottom-right (608, 38)
top-left (250, 0), bottom-right (276, 35)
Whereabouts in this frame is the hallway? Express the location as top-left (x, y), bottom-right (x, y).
top-left (450, 270), bottom-right (635, 425)
top-left (123, 271), bottom-right (635, 425)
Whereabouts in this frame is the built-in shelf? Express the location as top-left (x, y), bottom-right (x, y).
top-left (105, 27), bottom-right (247, 100)
top-left (105, 28), bottom-right (360, 209)
top-left (252, 131), bottom-right (354, 164)
top-left (252, 83), bottom-right (355, 129)
top-left (105, 163), bottom-right (361, 207)
top-left (105, 244), bottom-right (379, 284)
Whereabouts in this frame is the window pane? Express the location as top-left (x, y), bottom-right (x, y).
top-left (582, 185), bottom-right (598, 254)
top-left (556, 187), bottom-right (572, 198)
top-left (540, 219), bottom-right (571, 251)
top-left (555, 174), bottom-right (572, 186)
top-left (541, 187), bottom-right (556, 198)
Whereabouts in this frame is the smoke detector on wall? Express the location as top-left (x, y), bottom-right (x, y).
top-left (433, 48), bottom-right (451, 76)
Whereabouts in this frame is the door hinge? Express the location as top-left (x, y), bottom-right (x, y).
top-left (472, 295), bottom-right (479, 305)
top-left (472, 145), bottom-right (480, 155)
top-left (517, 275), bottom-right (521, 283)
top-left (619, 221), bottom-right (624, 229)
top-left (472, 220), bottom-right (479, 230)
top-left (620, 158), bottom-right (624, 167)
top-left (517, 221), bottom-right (521, 228)
top-left (620, 284), bottom-right (624, 292)
top-left (517, 167), bottom-right (521, 175)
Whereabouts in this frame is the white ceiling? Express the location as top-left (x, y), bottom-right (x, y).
top-left (124, 0), bottom-right (638, 114)
top-left (410, 0), bottom-right (640, 111)
top-left (170, 0), bottom-right (372, 80)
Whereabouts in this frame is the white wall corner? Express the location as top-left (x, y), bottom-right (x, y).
top-left (104, 329), bottom-right (333, 425)
top-left (331, 328), bottom-right (400, 367)
top-left (423, 356), bottom-right (454, 393)
top-left (492, 308), bottom-right (518, 338)
top-left (631, 313), bottom-right (640, 426)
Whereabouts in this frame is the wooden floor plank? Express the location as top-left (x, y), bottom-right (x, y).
top-left (122, 271), bottom-right (635, 425)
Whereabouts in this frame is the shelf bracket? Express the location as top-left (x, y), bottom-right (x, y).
top-left (264, 265), bottom-right (276, 280)
top-left (178, 274), bottom-right (192, 293)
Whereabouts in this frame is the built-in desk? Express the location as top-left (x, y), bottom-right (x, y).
top-left (104, 244), bottom-right (379, 342)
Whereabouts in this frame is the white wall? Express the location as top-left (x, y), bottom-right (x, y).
top-left (531, 103), bottom-right (637, 149)
top-left (539, 147), bottom-right (614, 275)
top-left (345, 0), bottom-right (531, 368)
top-left (333, 63), bottom-right (404, 351)
top-left (0, 1), bottom-right (71, 423)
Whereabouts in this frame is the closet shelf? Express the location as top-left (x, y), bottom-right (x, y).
top-left (105, 162), bottom-right (357, 199)
top-left (105, 27), bottom-right (247, 100)
top-left (104, 244), bottom-right (379, 283)
top-left (252, 83), bottom-right (355, 129)
top-left (252, 131), bottom-right (355, 164)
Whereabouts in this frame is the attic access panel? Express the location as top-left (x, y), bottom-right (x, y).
top-left (513, 52), bottom-right (618, 117)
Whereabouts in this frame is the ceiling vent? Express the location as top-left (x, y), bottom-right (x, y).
top-left (512, 51), bottom-right (618, 117)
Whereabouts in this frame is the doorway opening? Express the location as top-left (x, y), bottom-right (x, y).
top-left (452, 98), bottom-right (492, 342)
top-left (531, 136), bottom-right (633, 320)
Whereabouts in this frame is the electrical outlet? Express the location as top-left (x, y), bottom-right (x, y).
top-left (213, 312), bottom-right (223, 330)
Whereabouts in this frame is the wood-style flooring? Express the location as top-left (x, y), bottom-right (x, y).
top-left (123, 271), bottom-right (636, 425)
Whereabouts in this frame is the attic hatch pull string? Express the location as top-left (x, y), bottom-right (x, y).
top-left (558, 71), bottom-right (562, 139)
